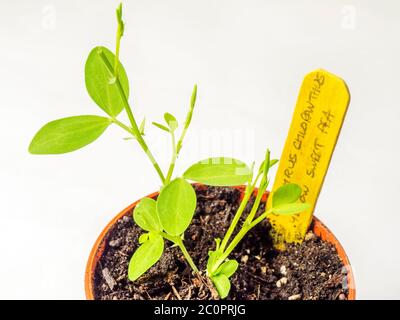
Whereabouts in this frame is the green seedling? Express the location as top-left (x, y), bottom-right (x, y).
top-left (28, 3), bottom-right (201, 279)
top-left (29, 3), bottom-right (310, 299)
top-left (183, 150), bottom-right (310, 298)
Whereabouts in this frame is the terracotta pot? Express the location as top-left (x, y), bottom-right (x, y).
top-left (85, 185), bottom-right (356, 300)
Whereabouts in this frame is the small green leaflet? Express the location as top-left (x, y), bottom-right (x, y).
top-left (156, 178), bottom-right (196, 236)
top-left (211, 274), bottom-right (231, 299)
top-left (207, 250), bottom-right (219, 274)
top-left (29, 115), bottom-right (111, 154)
top-left (164, 113), bottom-right (178, 131)
top-left (128, 233), bottom-right (164, 281)
top-left (209, 259), bottom-right (238, 299)
top-left (138, 233), bottom-right (150, 244)
top-left (271, 183), bottom-right (309, 215)
top-left (133, 198), bottom-right (162, 232)
top-left (152, 122), bottom-right (170, 132)
top-left (272, 183), bottom-right (302, 207)
top-left (215, 259), bottom-right (238, 278)
top-left (85, 46), bottom-right (129, 117)
top-left (183, 157), bottom-right (252, 186)
top-left (259, 159), bottom-right (279, 174)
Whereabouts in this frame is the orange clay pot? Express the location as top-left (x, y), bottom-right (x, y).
top-left (85, 185), bottom-right (355, 300)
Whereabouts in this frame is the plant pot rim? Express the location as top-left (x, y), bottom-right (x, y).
top-left (85, 184), bottom-right (356, 300)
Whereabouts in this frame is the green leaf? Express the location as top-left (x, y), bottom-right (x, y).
top-left (190, 84), bottom-right (197, 111)
top-left (152, 122), bottom-right (170, 132)
top-left (133, 198), bottom-right (162, 232)
top-left (272, 183), bottom-right (302, 207)
top-left (128, 233), bottom-right (164, 281)
top-left (156, 178), bottom-right (196, 236)
top-left (216, 259), bottom-right (238, 278)
top-left (212, 274), bottom-right (231, 299)
top-left (164, 113), bottom-right (178, 131)
top-left (138, 233), bottom-right (150, 244)
top-left (29, 115), bottom-right (111, 154)
top-left (183, 158), bottom-right (252, 186)
top-left (259, 159), bottom-right (279, 173)
top-left (116, 3), bottom-right (124, 37)
top-left (85, 46), bottom-right (129, 117)
top-left (263, 149), bottom-right (270, 175)
top-left (272, 202), bottom-right (310, 215)
top-left (207, 250), bottom-right (219, 274)
top-left (214, 238), bottom-right (221, 251)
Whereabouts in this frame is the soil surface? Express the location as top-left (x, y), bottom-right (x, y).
top-left (94, 186), bottom-right (349, 300)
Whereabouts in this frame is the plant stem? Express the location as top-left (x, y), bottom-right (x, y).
top-left (176, 84), bottom-right (197, 154)
top-left (114, 84), bottom-right (166, 184)
top-left (211, 209), bottom-right (273, 274)
top-left (218, 171), bottom-right (263, 253)
top-left (100, 8), bottom-right (166, 184)
top-left (164, 85), bottom-right (198, 184)
top-left (218, 184), bottom-right (253, 253)
top-left (114, 3), bottom-right (123, 78)
top-left (99, 50), bottom-right (166, 184)
top-left (164, 132), bottom-right (177, 185)
top-left (111, 118), bottom-right (134, 134)
top-left (176, 237), bottom-right (199, 273)
top-left (249, 210), bottom-right (272, 229)
top-left (159, 232), bottom-right (199, 273)
top-left (159, 231), bottom-right (176, 243)
top-left (243, 178), bottom-right (268, 227)
top-left (114, 30), bottom-right (121, 78)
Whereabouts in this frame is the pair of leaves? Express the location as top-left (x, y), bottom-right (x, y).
top-left (133, 177), bottom-right (196, 236)
top-left (207, 249), bottom-right (238, 299)
top-left (128, 178), bottom-right (196, 281)
top-left (272, 183), bottom-right (310, 215)
top-left (29, 47), bottom-right (128, 154)
top-left (153, 113), bottom-right (178, 133)
top-left (211, 259), bottom-right (238, 299)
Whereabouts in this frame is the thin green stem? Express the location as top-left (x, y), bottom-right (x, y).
top-left (176, 84), bottom-right (197, 154)
top-left (99, 49), bottom-right (166, 184)
top-left (243, 178), bottom-right (269, 227)
top-left (115, 82), bottom-right (166, 184)
top-left (219, 171), bottom-right (263, 253)
top-left (164, 84), bottom-right (197, 184)
top-left (111, 118), bottom-right (133, 134)
top-left (176, 238), bottom-right (199, 273)
top-left (211, 209), bottom-right (273, 274)
top-left (249, 209), bottom-right (272, 229)
top-left (114, 34), bottom-right (121, 78)
top-left (164, 132), bottom-right (177, 185)
top-left (219, 184), bottom-right (253, 253)
top-left (114, 3), bottom-right (124, 78)
top-left (97, 8), bottom-right (166, 184)
top-left (159, 232), bottom-right (199, 273)
top-left (159, 231), bottom-right (176, 243)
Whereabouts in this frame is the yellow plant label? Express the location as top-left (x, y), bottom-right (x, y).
top-left (269, 69), bottom-right (350, 249)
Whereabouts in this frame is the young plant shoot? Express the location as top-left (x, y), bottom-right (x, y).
top-left (183, 150), bottom-right (310, 298)
top-left (29, 3), bottom-right (310, 299)
top-left (29, 3), bottom-right (200, 280)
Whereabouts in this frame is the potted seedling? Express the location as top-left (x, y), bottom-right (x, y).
top-left (29, 4), bottom-right (354, 300)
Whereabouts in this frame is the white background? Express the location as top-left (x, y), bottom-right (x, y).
top-left (0, 0), bottom-right (399, 299)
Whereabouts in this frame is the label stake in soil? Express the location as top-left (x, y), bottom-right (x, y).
top-left (269, 69), bottom-right (350, 249)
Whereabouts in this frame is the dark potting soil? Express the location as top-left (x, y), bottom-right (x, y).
top-left (94, 186), bottom-right (349, 300)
